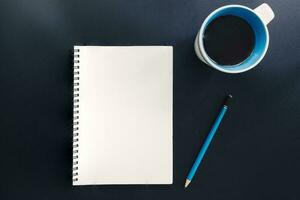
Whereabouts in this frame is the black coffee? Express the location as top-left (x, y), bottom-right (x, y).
top-left (203, 15), bottom-right (255, 66)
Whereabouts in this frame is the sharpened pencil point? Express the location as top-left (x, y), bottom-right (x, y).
top-left (185, 179), bottom-right (191, 188)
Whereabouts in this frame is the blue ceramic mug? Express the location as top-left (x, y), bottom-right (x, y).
top-left (195, 3), bottom-right (275, 73)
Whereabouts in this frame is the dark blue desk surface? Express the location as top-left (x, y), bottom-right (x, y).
top-left (1, 0), bottom-right (299, 199)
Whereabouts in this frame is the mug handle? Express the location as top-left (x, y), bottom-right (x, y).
top-left (254, 3), bottom-right (275, 25)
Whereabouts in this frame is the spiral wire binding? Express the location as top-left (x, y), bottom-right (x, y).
top-left (73, 47), bottom-right (80, 183)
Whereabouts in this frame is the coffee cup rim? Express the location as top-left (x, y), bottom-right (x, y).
top-left (198, 4), bottom-right (269, 73)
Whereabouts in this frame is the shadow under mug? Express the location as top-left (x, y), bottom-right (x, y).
top-left (195, 3), bottom-right (275, 73)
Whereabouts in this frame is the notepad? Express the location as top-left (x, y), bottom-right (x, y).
top-left (72, 46), bottom-right (173, 185)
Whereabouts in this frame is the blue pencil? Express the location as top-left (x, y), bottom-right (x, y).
top-left (185, 94), bottom-right (233, 188)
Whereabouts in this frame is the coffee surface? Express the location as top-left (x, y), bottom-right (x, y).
top-left (203, 15), bottom-right (255, 66)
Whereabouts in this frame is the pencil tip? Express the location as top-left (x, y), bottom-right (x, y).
top-left (185, 180), bottom-right (191, 188)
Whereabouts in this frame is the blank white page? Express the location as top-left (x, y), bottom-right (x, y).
top-left (73, 46), bottom-right (173, 185)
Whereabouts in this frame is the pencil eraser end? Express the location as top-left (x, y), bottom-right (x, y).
top-left (224, 94), bottom-right (233, 107)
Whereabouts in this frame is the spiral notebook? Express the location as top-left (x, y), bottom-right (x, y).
top-left (72, 46), bottom-right (173, 185)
